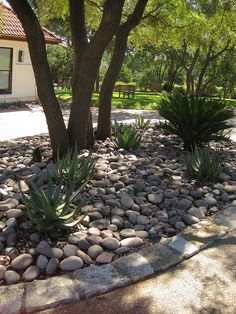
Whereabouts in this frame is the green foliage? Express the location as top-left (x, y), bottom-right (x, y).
top-left (159, 94), bottom-right (234, 150)
top-left (22, 176), bottom-right (84, 233)
top-left (113, 125), bottom-right (142, 150)
top-left (56, 147), bottom-right (95, 191)
top-left (186, 146), bottom-right (222, 183)
top-left (111, 119), bottom-right (126, 137)
top-left (133, 117), bottom-right (150, 129)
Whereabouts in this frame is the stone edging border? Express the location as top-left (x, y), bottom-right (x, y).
top-left (0, 202), bottom-right (236, 314)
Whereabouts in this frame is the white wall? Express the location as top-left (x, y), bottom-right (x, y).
top-left (0, 39), bottom-right (37, 103)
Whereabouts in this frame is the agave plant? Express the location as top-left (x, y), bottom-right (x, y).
top-left (22, 176), bottom-right (85, 233)
top-left (186, 145), bottom-right (222, 183)
top-left (111, 119), bottom-right (126, 137)
top-left (56, 147), bottom-right (95, 191)
top-left (159, 94), bottom-right (234, 150)
top-left (133, 117), bottom-right (150, 130)
top-left (113, 125), bottom-right (142, 150)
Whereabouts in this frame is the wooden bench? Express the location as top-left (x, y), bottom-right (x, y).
top-left (113, 84), bottom-right (135, 98)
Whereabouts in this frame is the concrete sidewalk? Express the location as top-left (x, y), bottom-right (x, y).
top-left (39, 229), bottom-right (236, 314)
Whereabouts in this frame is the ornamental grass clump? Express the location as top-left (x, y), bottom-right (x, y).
top-left (113, 124), bottom-right (142, 150)
top-left (133, 117), bottom-right (150, 130)
top-left (159, 94), bottom-right (234, 151)
top-left (186, 145), bottom-right (222, 183)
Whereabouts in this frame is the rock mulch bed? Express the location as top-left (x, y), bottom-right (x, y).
top-left (0, 123), bottom-right (235, 285)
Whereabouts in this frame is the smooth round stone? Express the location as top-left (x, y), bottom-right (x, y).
top-left (150, 218), bottom-right (159, 226)
top-left (204, 196), bottom-right (217, 207)
top-left (175, 221), bottom-right (185, 229)
top-left (114, 247), bottom-right (130, 254)
top-left (22, 265), bottom-right (40, 281)
top-left (7, 233), bottom-right (17, 246)
top-left (60, 256), bottom-right (83, 271)
top-left (188, 207), bottom-right (205, 219)
top-left (36, 242), bottom-right (63, 259)
top-left (68, 235), bottom-right (80, 244)
top-left (36, 255), bottom-right (48, 269)
top-left (111, 216), bottom-right (124, 228)
top-left (183, 214), bottom-right (200, 225)
top-left (4, 270), bottom-right (20, 284)
top-left (0, 265), bottom-right (6, 280)
top-left (6, 209), bottom-right (23, 218)
top-left (86, 234), bottom-right (102, 245)
top-left (177, 199), bottom-right (192, 210)
top-left (6, 217), bottom-right (17, 227)
top-left (0, 198), bottom-right (19, 209)
top-left (107, 224), bottom-right (118, 232)
top-left (134, 224), bottom-right (145, 231)
top-left (120, 237), bottom-right (143, 248)
top-left (136, 215), bottom-right (149, 225)
top-left (209, 206), bottom-right (219, 213)
top-left (96, 252), bottom-right (115, 264)
top-left (4, 247), bottom-right (19, 259)
top-left (155, 211), bottom-right (168, 223)
top-left (101, 237), bottom-right (120, 250)
top-left (89, 218), bottom-right (110, 230)
top-left (11, 253), bottom-right (33, 270)
top-left (46, 258), bottom-right (59, 275)
top-left (87, 245), bottom-right (103, 259)
top-left (88, 227), bottom-right (101, 236)
top-left (135, 230), bottom-right (149, 238)
top-left (224, 185), bottom-right (236, 193)
top-left (108, 174), bottom-right (119, 182)
top-left (120, 229), bottom-right (136, 238)
top-left (30, 233), bottom-right (40, 242)
top-left (120, 195), bottom-right (134, 209)
top-left (88, 212), bottom-right (103, 220)
top-left (76, 250), bottom-right (92, 265)
top-left (100, 230), bottom-right (113, 238)
top-left (63, 244), bottom-right (79, 257)
top-left (77, 239), bottom-right (91, 251)
top-left (148, 193), bottom-right (163, 204)
top-left (0, 204), bottom-right (11, 212)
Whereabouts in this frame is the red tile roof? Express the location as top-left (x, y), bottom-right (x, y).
top-left (0, 4), bottom-right (61, 44)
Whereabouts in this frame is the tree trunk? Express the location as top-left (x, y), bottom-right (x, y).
top-left (185, 47), bottom-right (200, 96)
top-left (8, 0), bottom-right (69, 156)
top-left (95, 73), bottom-right (100, 93)
top-left (96, 29), bottom-right (129, 139)
top-left (96, 0), bottom-right (149, 140)
top-left (68, 0), bottom-right (125, 148)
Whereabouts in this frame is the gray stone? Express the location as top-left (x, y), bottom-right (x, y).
top-left (101, 237), bottom-right (120, 250)
top-left (120, 228), bottom-right (136, 238)
top-left (183, 214), bottom-right (200, 225)
top-left (6, 208), bottom-right (23, 218)
top-left (87, 234), bottom-right (102, 245)
top-left (115, 247), bottom-right (130, 254)
top-left (63, 244), bottom-right (79, 257)
top-left (100, 229), bottom-right (113, 238)
top-left (136, 215), bottom-right (149, 225)
top-left (120, 195), bottom-right (134, 209)
top-left (68, 234), bottom-right (80, 244)
top-left (0, 198), bottom-right (19, 209)
top-left (112, 252), bottom-right (154, 281)
top-left (87, 244), bottom-right (103, 259)
top-left (11, 253), bottom-right (33, 270)
top-left (77, 239), bottom-right (91, 251)
top-left (204, 196), bottom-right (217, 207)
top-left (111, 215), bottom-right (124, 228)
top-left (36, 255), bottom-right (48, 269)
top-left (4, 247), bottom-right (19, 259)
top-left (36, 241), bottom-right (63, 259)
top-left (60, 256), bottom-right (83, 271)
top-left (76, 250), bottom-right (92, 265)
top-left (0, 284), bottom-right (24, 314)
top-left (188, 207), bottom-right (205, 219)
top-left (6, 217), bottom-right (17, 227)
top-left (96, 252), bottom-right (115, 264)
top-left (4, 270), bottom-right (20, 284)
top-left (88, 227), bottom-right (101, 236)
top-left (148, 193), bottom-right (163, 204)
top-left (30, 232), bottom-right (40, 242)
top-left (46, 258), bottom-right (59, 275)
top-left (120, 237), bottom-right (143, 248)
top-left (7, 232), bottom-right (17, 246)
top-left (22, 265), bottom-right (40, 281)
top-left (135, 230), bottom-right (149, 238)
top-left (89, 218), bottom-right (110, 230)
top-left (177, 199), bottom-right (192, 210)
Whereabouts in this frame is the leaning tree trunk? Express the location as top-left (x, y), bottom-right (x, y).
top-left (96, 29), bottom-right (129, 140)
top-left (185, 47), bottom-right (200, 96)
top-left (68, 0), bottom-right (125, 149)
top-left (96, 0), bottom-right (149, 140)
top-left (8, 0), bottom-right (69, 156)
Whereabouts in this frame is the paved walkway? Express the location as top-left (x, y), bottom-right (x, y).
top-left (38, 228), bottom-right (236, 314)
top-left (0, 107), bottom-right (235, 141)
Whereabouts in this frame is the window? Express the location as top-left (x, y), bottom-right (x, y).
top-left (0, 47), bottom-right (13, 94)
top-left (18, 50), bottom-right (24, 63)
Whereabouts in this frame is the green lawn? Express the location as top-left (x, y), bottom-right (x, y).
top-left (55, 89), bottom-right (236, 110)
top-left (56, 89), bottom-right (161, 110)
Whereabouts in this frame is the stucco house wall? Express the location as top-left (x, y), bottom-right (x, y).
top-left (0, 39), bottom-right (37, 103)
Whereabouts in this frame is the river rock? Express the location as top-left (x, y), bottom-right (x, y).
top-left (101, 237), bottom-right (120, 250)
top-left (22, 265), bottom-right (40, 281)
top-left (11, 253), bottom-right (33, 270)
top-left (4, 270), bottom-right (20, 284)
top-left (59, 256), bottom-right (83, 271)
top-left (120, 237), bottom-right (143, 248)
top-left (96, 252), bottom-right (115, 264)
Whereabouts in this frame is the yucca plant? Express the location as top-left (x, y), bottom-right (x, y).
top-left (159, 94), bottom-right (234, 150)
top-left (133, 117), bottom-right (150, 130)
top-left (22, 176), bottom-right (85, 233)
top-left (56, 146), bottom-right (95, 191)
top-left (186, 146), bottom-right (222, 183)
top-left (113, 125), bottom-right (142, 150)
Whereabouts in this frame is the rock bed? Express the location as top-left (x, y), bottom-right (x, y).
top-left (0, 123), bottom-right (235, 285)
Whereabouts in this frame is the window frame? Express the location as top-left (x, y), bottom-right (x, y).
top-left (0, 47), bottom-right (13, 95)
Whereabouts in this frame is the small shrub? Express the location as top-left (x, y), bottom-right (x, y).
top-left (111, 119), bottom-right (126, 137)
top-left (159, 94), bottom-right (234, 150)
top-left (133, 117), bottom-right (150, 129)
top-left (22, 176), bottom-right (85, 233)
top-left (186, 146), bottom-right (222, 183)
top-left (113, 125), bottom-right (142, 150)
